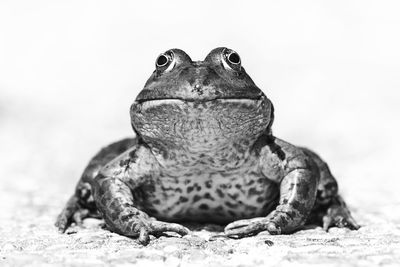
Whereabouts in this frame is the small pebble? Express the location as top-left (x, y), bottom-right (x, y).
top-left (264, 240), bottom-right (274, 246)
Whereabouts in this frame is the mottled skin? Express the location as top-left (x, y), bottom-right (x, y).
top-left (56, 47), bottom-right (359, 245)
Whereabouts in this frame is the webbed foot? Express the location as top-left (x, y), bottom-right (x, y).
top-left (322, 197), bottom-right (360, 231)
top-left (55, 195), bottom-right (100, 232)
top-left (118, 218), bottom-right (190, 245)
top-left (224, 214), bottom-right (284, 238)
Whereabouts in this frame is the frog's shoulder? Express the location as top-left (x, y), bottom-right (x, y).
top-left (252, 135), bottom-right (316, 182)
top-left (252, 134), bottom-right (304, 159)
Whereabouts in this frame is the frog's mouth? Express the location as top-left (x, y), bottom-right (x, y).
top-left (135, 95), bottom-right (263, 102)
top-left (135, 97), bottom-right (265, 110)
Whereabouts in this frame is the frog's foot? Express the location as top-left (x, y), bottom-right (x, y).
top-left (224, 215), bottom-right (282, 238)
top-left (321, 196), bottom-right (360, 231)
top-left (117, 218), bottom-right (190, 245)
top-left (55, 195), bottom-right (99, 233)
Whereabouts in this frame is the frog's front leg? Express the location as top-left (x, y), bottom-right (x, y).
top-left (225, 169), bottom-right (318, 237)
top-left (93, 146), bottom-right (189, 245)
top-left (225, 137), bottom-right (318, 237)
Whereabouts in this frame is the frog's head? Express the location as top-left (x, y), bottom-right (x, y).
top-left (130, 48), bottom-right (274, 153)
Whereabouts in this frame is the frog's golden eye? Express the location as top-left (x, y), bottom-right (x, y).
top-left (155, 51), bottom-right (175, 72)
top-left (222, 49), bottom-right (241, 71)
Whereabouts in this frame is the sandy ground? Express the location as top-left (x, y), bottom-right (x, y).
top-left (1, 1), bottom-right (400, 266)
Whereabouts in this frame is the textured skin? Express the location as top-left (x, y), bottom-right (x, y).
top-left (56, 47), bottom-right (359, 244)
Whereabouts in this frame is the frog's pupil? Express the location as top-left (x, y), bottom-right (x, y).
top-left (228, 53), bottom-right (240, 64)
top-left (157, 55), bottom-right (168, 67)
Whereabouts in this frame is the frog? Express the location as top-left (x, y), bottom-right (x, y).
top-left (55, 47), bottom-right (359, 245)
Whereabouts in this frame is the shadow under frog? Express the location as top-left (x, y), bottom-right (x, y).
top-left (56, 47), bottom-right (359, 245)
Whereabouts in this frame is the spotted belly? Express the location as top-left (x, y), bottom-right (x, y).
top-left (134, 169), bottom-right (279, 224)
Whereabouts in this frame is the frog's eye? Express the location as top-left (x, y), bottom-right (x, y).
top-left (227, 52), bottom-right (241, 65)
top-left (222, 49), bottom-right (241, 71)
top-left (155, 51), bottom-right (175, 72)
top-left (156, 54), bottom-right (169, 67)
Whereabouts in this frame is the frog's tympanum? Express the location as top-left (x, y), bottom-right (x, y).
top-left (56, 48), bottom-right (359, 244)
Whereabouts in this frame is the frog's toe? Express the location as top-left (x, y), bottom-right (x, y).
top-left (224, 217), bottom-right (276, 238)
top-left (56, 207), bottom-right (91, 232)
top-left (56, 195), bottom-right (79, 232)
top-left (322, 204), bottom-right (360, 231)
top-left (55, 194), bottom-right (97, 233)
top-left (55, 213), bottom-right (69, 233)
top-left (149, 221), bottom-right (190, 237)
top-left (225, 217), bottom-right (265, 230)
top-left (132, 220), bottom-right (189, 245)
top-left (72, 208), bottom-right (90, 226)
top-left (138, 227), bottom-right (151, 245)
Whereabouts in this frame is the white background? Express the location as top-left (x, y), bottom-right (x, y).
top-left (1, 0), bottom-right (399, 209)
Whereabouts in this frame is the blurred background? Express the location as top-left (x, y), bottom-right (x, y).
top-left (1, 0), bottom-right (399, 225)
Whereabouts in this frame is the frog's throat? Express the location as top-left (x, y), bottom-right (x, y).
top-left (130, 98), bottom-right (273, 163)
